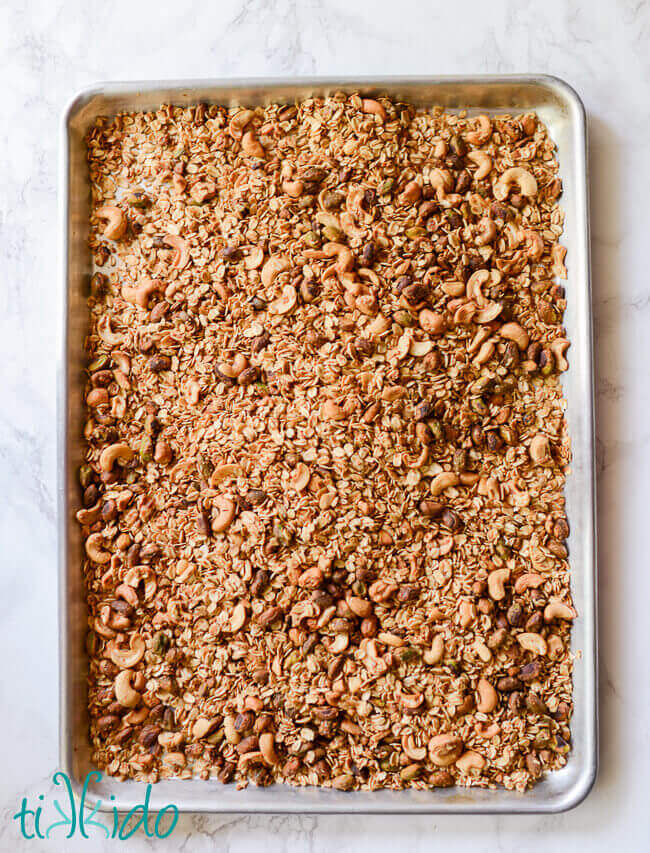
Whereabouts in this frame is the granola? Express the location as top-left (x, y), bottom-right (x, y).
top-left (79, 94), bottom-right (574, 792)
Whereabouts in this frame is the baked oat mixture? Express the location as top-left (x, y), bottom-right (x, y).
top-left (79, 93), bottom-right (575, 792)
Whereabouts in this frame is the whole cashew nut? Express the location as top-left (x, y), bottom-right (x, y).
top-left (428, 733), bottom-right (464, 767)
top-left (487, 568), bottom-right (510, 601)
top-left (361, 99), bottom-right (386, 122)
top-left (99, 442), bottom-right (133, 472)
top-left (517, 632), bottom-right (548, 656)
top-left (514, 572), bottom-right (545, 594)
top-left (114, 670), bottom-right (141, 708)
top-left (550, 338), bottom-right (570, 371)
top-left (418, 309), bottom-right (446, 335)
top-left (428, 168), bottom-right (461, 208)
top-left (467, 150), bottom-right (493, 180)
top-left (261, 254), bottom-right (291, 288)
top-left (212, 496), bottom-right (236, 533)
top-left (398, 180), bottom-right (422, 206)
top-left (241, 130), bottom-right (265, 159)
top-left (96, 205), bottom-right (127, 240)
top-left (423, 633), bottom-right (445, 665)
top-left (283, 179), bottom-right (304, 198)
top-left (455, 750), bottom-right (486, 774)
top-left (122, 278), bottom-right (163, 308)
top-left (163, 235), bottom-right (190, 270)
top-left (323, 242), bottom-right (354, 275)
top-left (85, 533), bottom-right (111, 564)
top-left (108, 634), bottom-right (145, 668)
top-left (76, 501), bottom-right (102, 525)
top-left (544, 601), bottom-right (576, 622)
top-left (269, 284), bottom-right (297, 315)
top-left (430, 471), bottom-right (460, 496)
top-left (466, 270), bottom-right (490, 307)
top-left (465, 115), bottom-right (492, 146)
top-left (529, 434), bottom-right (551, 466)
top-left (259, 732), bottom-right (280, 765)
top-left (475, 217), bottom-right (497, 246)
top-left (97, 315), bottom-right (123, 347)
top-left (498, 321), bottom-right (530, 350)
top-left (228, 109), bottom-right (255, 139)
top-left (476, 678), bottom-right (498, 713)
top-left (322, 398), bottom-right (356, 421)
top-left (494, 167), bottom-right (538, 201)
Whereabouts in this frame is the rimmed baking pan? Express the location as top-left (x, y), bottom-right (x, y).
top-left (59, 75), bottom-right (596, 813)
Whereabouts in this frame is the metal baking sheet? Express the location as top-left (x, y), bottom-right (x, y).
top-left (59, 75), bottom-right (597, 814)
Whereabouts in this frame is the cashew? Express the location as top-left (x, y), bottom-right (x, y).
top-left (261, 254), bottom-right (291, 288)
top-left (115, 582), bottom-right (138, 607)
top-left (529, 434), bottom-right (551, 466)
top-left (208, 465), bottom-right (242, 489)
top-left (475, 217), bottom-right (497, 246)
top-left (465, 115), bottom-right (492, 146)
top-left (466, 270), bottom-right (490, 307)
top-left (367, 313), bottom-right (391, 338)
top-left (76, 501), bottom-right (102, 525)
top-left (467, 150), bottom-right (492, 180)
top-left (551, 244), bottom-right (567, 278)
top-left (476, 678), bottom-right (498, 713)
top-left (86, 388), bottom-right (108, 407)
top-left (455, 750), bottom-right (486, 775)
top-left (514, 572), bottom-right (545, 594)
top-left (361, 98), bottom-right (386, 122)
top-left (259, 732), bottom-right (279, 765)
top-left (399, 180), bottom-right (422, 206)
top-left (241, 130), bottom-right (265, 159)
top-left (506, 479), bottom-right (530, 508)
top-left (163, 235), bottom-right (191, 270)
top-left (228, 109), bottom-right (255, 139)
top-left (108, 634), bottom-right (145, 668)
top-left (423, 633), bottom-right (445, 665)
top-left (323, 241), bottom-right (354, 275)
top-left (544, 601), bottom-right (576, 622)
top-left (114, 670), bottom-right (141, 708)
top-left (524, 229), bottom-right (545, 261)
top-left (322, 397), bottom-right (355, 421)
top-left (85, 533), bottom-right (111, 564)
top-left (487, 568), bottom-right (510, 601)
top-left (430, 471), bottom-right (459, 496)
top-left (428, 733), bottom-right (464, 767)
top-left (122, 278), bottom-right (163, 308)
top-left (269, 284), bottom-right (297, 315)
top-left (400, 691), bottom-right (424, 710)
top-left (193, 717), bottom-right (220, 739)
top-left (475, 301), bottom-right (503, 323)
top-left (99, 442), bottom-right (133, 472)
top-left (97, 315), bottom-right (123, 347)
top-left (402, 734), bottom-right (427, 762)
top-left (212, 496), bottom-right (236, 533)
top-left (290, 462), bottom-right (310, 492)
top-left (498, 321), bottom-right (530, 350)
top-left (245, 246), bottom-right (265, 270)
top-left (346, 186), bottom-right (374, 224)
top-left (459, 600), bottom-right (476, 628)
top-left (473, 339), bottom-right (495, 367)
top-left (218, 354), bottom-right (249, 379)
top-left (418, 309), bottom-right (446, 335)
top-left (494, 167), bottom-right (538, 200)
top-left (517, 633), bottom-right (548, 656)
top-left (282, 179), bottom-right (304, 197)
top-left (550, 337), bottom-right (570, 371)
top-left (96, 205), bottom-right (127, 240)
top-left (428, 168), bottom-right (461, 207)
top-left (230, 602), bottom-right (248, 632)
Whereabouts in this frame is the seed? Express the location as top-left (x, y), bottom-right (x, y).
top-left (152, 631), bottom-right (170, 655)
top-left (520, 660), bottom-right (542, 682)
top-left (419, 499), bottom-right (443, 518)
top-left (506, 602), bottom-right (524, 627)
top-left (148, 355), bottom-right (171, 373)
top-left (321, 190), bottom-right (345, 210)
top-left (441, 509), bottom-right (462, 531)
top-left (497, 676), bottom-right (522, 693)
top-left (360, 242), bottom-right (376, 265)
top-left (526, 693), bottom-right (549, 716)
top-left (553, 518), bottom-right (570, 540)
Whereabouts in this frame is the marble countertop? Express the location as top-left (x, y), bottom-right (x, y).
top-left (1, 0), bottom-right (648, 849)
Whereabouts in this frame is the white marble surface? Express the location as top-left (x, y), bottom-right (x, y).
top-left (1, 0), bottom-right (649, 849)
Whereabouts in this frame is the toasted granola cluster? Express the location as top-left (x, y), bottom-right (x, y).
top-left (80, 94), bottom-right (574, 792)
